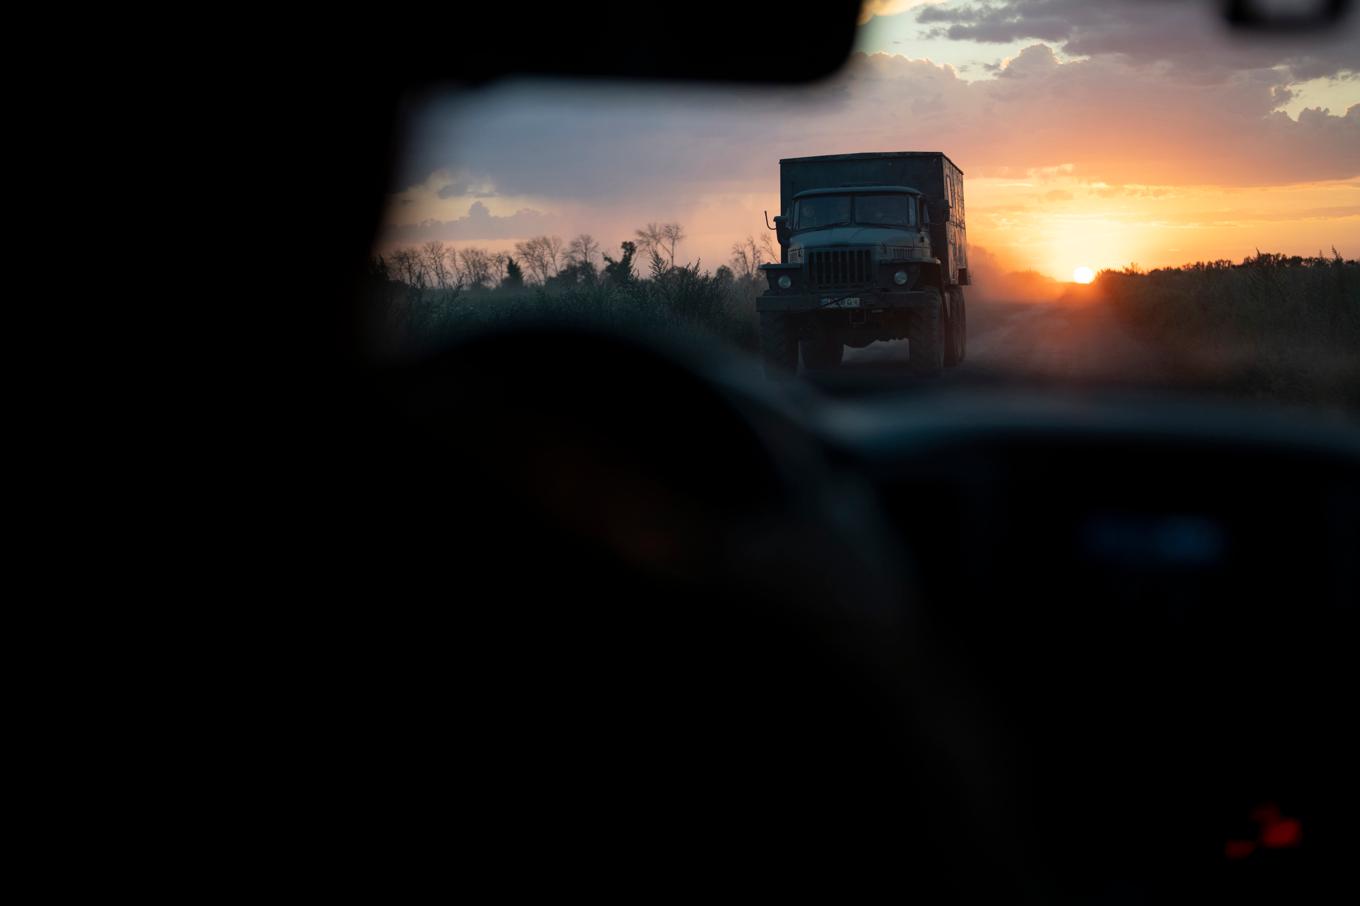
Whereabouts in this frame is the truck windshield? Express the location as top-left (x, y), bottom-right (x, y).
top-left (795, 194), bottom-right (915, 230)
top-left (857, 194), bottom-right (915, 227)
top-left (794, 195), bottom-right (852, 230)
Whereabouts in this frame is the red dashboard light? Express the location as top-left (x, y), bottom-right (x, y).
top-left (1260, 816), bottom-right (1302, 849)
top-left (1225, 802), bottom-right (1303, 859)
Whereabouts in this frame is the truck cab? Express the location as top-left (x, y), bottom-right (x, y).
top-left (788, 186), bottom-right (931, 266)
top-left (757, 152), bottom-right (969, 376)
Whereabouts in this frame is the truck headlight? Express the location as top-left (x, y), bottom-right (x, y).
top-left (893, 270), bottom-right (909, 286)
top-left (778, 275), bottom-right (792, 290)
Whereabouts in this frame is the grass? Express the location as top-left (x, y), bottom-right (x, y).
top-left (1097, 251), bottom-right (1360, 410)
top-left (372, 265), bottom-right (761, 359)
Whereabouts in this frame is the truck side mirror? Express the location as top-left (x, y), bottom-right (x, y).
top-left (773, 215), bottom-right (791, 263)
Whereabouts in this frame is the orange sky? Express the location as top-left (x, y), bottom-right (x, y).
top-left (961, 174), bottom-right (1359, 277)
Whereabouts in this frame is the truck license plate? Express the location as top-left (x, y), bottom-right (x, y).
top-left (824, 296), bottom-right (861, 308)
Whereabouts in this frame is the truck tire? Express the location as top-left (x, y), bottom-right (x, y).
top-left (945, 286), bottom-right (967, 366)
top-left (909, 286), bottom-right (945, 376)
top-left (759, 311), bottom-right (799, 377)
top-left (800, 334), bottom-right (844, 370)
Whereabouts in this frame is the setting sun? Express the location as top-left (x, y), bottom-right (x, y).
top-left (1073, 266), bottom-right (1096, 284)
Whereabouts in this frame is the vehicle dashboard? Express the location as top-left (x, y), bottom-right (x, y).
top-left (392, 327), bottom-right (1359, 900)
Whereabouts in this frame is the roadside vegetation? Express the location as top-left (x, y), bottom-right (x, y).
top-left (1097, 251), bottom-right (1360, 410)
top-left (370, 228), bottom-right (775, 357)
top-left (368, 231), bottom-right (1358, 410)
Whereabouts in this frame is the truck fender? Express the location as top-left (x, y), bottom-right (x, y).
top-left (918, 261), bottom-right (944, 291)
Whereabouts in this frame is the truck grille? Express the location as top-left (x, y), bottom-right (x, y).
top-left (807, 248), bottom-right (873, 288)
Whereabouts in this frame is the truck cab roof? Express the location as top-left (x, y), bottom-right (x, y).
top-left (793, 185), bottom-right (922, 199)
top-left (781, 151), bottom-right (964, 174)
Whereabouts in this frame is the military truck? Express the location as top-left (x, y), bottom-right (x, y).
top-left (757, 152), bottom-right (969, 376)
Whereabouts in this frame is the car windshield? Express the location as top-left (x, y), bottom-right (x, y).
top-left (856, 194), bottom-right (916, 227)
top-left (373, 2), bottom-right (1359, 417)
top-left (794, 196), bottom-right (853, 230)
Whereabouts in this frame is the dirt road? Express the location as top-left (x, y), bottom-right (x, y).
top-left (841, 296), bottom-right (1163, 382)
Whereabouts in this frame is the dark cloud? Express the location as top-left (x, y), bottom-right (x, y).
top-left (917, 0), bottom-right (1359, 83)
top-left (436, 179), bottom-right (499, 199)
top-left (919, 0), bottom-right (1076, 43)
top-left (830, 52), bottom-right (1358, 186)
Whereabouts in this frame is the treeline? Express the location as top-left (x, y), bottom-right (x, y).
top-left (1098, 249), bottom-right (1360, 409)
top-left (370, 225), bottom-right (779, 353)
top-left (374, 225), bottom-right (776, 291)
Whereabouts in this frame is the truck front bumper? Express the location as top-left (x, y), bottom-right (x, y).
top-left (756, 289), bottom-right (934, 313)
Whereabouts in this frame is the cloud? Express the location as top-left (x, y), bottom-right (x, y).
top-left (916, 0), bottom-right (1359, 84)
top-left (996, 41), bottom-right (1059, 77)
top-left (436, 181), bottom-right (470, 199)
top-left (384, 201), bottom-right (564, 244)
top-left (393, 47), bottom-right (1356, 216)
top-left (826, 51), bottom-right (1358, 187)
top-left (434, 174), bottom-right (499, 199)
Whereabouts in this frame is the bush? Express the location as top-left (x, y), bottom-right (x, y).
top-left (1099, 250), bottom-right (1360, 409)
top-left (371, 260), bottom-right (763, 358)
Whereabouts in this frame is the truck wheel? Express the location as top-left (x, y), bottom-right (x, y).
top-left (759, 312), bottom-right (799, 377)
top-left (945, 286), bottom-right (967, 366)
top-left (800, 334), bottom-right (844, 370)
top-left (909, 287), bottom-right (945, 376)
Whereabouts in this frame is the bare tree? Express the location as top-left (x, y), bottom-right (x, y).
top-left (513, 240), bottom-right (539, 283)
top-left (729, 234), bottom-right (775, 281)
top-left (448, 247), bottom-right (470, 285)
top-left (730, 241), bottom-right (756, 282)
top-left (513, 235), bottom-right (565, 284)
top-left (634, 223), bottom-right (665, 263)
top-left (543, 235), bottom-right (564, 276)
top-left (391, 247), bottom-right (427, 287)
top-left (422, 240), bottom-right (453, 289)
top-left (458, 247), bottom-right (495, 289)
top-left (566, 233), bottom-right (601, 268)
top-left (660, 223), bottom-right (685, 267)
top-left (489, 253), bottom-right (510, 286)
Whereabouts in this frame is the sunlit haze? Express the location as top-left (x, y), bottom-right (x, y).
top-left (382, 0), bottom-right (1359, 284)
